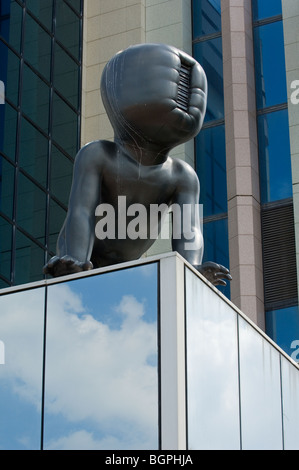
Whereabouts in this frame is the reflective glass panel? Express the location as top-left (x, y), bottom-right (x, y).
top-left (252, 0), bottom-right (282, 21)
top-left (0, 102), bottom-right (18, 161)
top-left (24, 13), bottom-right (52, 81)
top-left (0, 157), bottom-right (14, 219)
top-left (0, 287), bottom-right (45, 449)
top-left (238, 317), bottom-right (283, 449)
top-left (16, 174), bottom-right (47, 241)
top-left (202, 218), bottom-right (230, 299)
top-left (5, 1), bottom-right (22, 53)
top-left (0, 42), bottom-right (20, 106)
top-left (254, 21), bottom-right (287, 109)
top-left (50, 146), bottom-right (73, 206)
top-left (54, 43), bottom-right (79, 108)
top-left (185, 267), bottom-right (240, 449)
top-left (14, 231), bottom-right (46, 285)
top-left (52, 92), bottom-right (78, 157)
top-left (281, 357), bottom-right (299, 450)
top-left (56, 0), bottom-right (80, 60)
top-left (192, 0), bottom-right (221, 38)
top-left (266, 306), bottom-right (299, 360)
top-left (26, 0), bottom-right (53, 31)
top-left (48, 198), bottom-right (67, 254)
top-left (0, 216), bottom-right (12, 280)
top-left (0, 0), bottom-right (11, 42)
top-left (19, 118), bottom-right (49, 187)
top-left (193, 37), bottom-right (224, 122)
top-left (258, 109), bottom-right (292, 203)
top-left (196, 124), bottom-right (227, 217)
top-left (44, 264), bottom-right (159, 450)
top-left (22, 65), bottom-right (50, 133)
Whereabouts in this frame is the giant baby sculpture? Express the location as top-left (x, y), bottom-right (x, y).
top-left (44, 43), bottom-right (231, 287)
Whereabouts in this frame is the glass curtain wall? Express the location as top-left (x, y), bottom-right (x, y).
top-left (192, 0), bottom-right (230, 299)
top-left (0, 0), bottom-right (83, 288)
top-left (252, 0), bottom-right (299, 357)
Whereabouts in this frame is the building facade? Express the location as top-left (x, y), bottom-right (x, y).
top-left (0, 0), bottom-right (299, 359)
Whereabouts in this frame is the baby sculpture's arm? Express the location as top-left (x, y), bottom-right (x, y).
top-left (171, 160), bottom-right (231, 287)
top-left (43, 143), bottom-right (102, 277)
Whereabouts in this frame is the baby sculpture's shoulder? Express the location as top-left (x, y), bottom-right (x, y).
top-left (169, 157), bottom-right (200, 193)
top-left (78, 140), bottom-right (117, 164)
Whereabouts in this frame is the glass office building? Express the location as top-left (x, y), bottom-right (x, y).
top-left (0, 0), bottom-right (299, 360)
top-left (0, 0), bottom-right (83, 287)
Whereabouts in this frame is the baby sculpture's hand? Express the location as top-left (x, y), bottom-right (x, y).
top-left (43, 255), bottom-right (93, 278)
top-left (195, 261), bottom-right (232, 287)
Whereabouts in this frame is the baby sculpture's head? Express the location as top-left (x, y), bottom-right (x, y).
top-left (100, 43), bottom-right (207, 150)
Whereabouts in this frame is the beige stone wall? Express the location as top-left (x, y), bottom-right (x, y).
top-left (282, 0), bottom-right (299, 301)
top-left (221, 0), bottom-right (265, 328)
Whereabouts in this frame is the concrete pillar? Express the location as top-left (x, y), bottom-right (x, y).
top-left (282, 0), bottom-right (299, 301)
top-left (221, 0), bottom-right (265, 329)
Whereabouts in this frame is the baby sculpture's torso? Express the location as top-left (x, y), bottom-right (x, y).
top-left (85, 140), bottom-right (197, 267)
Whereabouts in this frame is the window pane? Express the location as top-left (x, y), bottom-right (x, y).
top-left (50, 146), bottom-right (73, 205)
top-left (52, 92), bottom-right (78, 157)
top-left (252, 0), bottom-right (282, 21)
top-left (19, 118), bottom-right (49, 187)
top-left (56, 0), bottom-right (80, 60)
top-left (196, 124), bottom-right (227, 217)
top-left (0, 42), bottom-right (20, 106)
top-left (238, 317), bottom-right (283, 449)
top-left (258, 109), bottom-right (292, 203)
top-left (0, 157), bottom-right (14, 218)
top-left (48, 198), bottom-right (67, 254)
top-left (0, 216), bottom-right (12, 280)
top-left (281, 357), bottom-right (299, 449)
top-left (5, 1), bottom-right (22, 53)
top-left (185, 267), bottom-right (240, 449)
top-left (22, 65), bottom-right (50, 132)
top-left (266, 306), bottom-right (299, 360)
top-left (24, 13), bottom-right (52, 80)
top-left (17, 173), bottom-right (46, 242)
top-left (54, 43), bottom-right (79, 108)
top-left (44, 265), bottom-right (159, 450)
top-left (193, 37), bottom-right (224, 122)
top-left (71, 0), bottom-right (82, 14)
top-left (14, 230), bottom-right (45, 284)
top-left (0, 102), bottom-right (17, 161)
top-left (0, 0), bottom-right (11, 42)
top-left (202, 218), bottom-right (230, 299)
top-left (254, 21), bottom-right (287, 109)
top-left (192, 0), bottom-right (221, 38)
top-left (26, 0), bottom-right (53, 31)
top-left (0, 287), bottom-right (45, 449)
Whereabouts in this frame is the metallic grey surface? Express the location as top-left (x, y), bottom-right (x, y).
top-left (43, 43), bottom-right (231, 285)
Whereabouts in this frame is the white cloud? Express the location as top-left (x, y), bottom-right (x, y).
top-left (0, 284), bottom-right (159, 449)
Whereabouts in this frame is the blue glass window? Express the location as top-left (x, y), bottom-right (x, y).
top-left (266, 306), bottom-right (299, 360)
top-left (252, 0), bottom-right (282, 22)
top-left (254, 21), bottom-right (287, 109)
top-left (24, 13), bottom-right (52, 81)
top-left (196, 124), bottom-right (227, 217)
top-left (258, 109), bottom-right (292, 203)
top-left (202, 218), bottom-right (230, 299)
top-left (0, 216), bottom-right (12, 281)
top-left (192, 0), bottom-right (221, 38)
top-left (0, 158), bottom-right (14, 219)
top-left (194, 37), bottom-right (224, 122)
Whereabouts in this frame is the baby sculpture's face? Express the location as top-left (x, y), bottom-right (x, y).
top-left (101, 44), bottom-right (207, 149)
